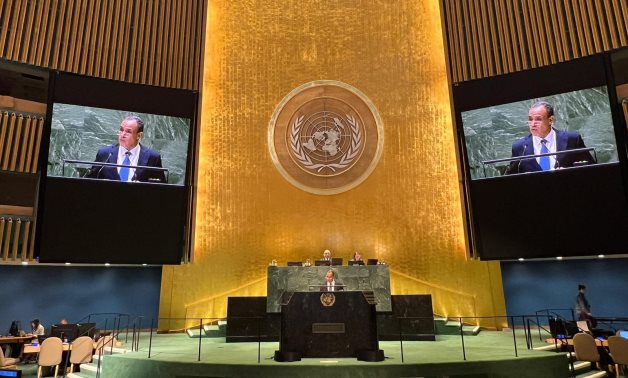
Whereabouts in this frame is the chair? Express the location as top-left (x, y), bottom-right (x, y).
top-left (608, 335), bottom-right (628, 377)
top-left (573, 333), bottom-right (601, 370)
top-left (577, 320), bottom-right (592, 334)
top-left (37, 337), bottom-right (63, 378)
top-left (0, 346), bottom-right (19, 369)
top-left (69, 336), bottom-right (93, 373)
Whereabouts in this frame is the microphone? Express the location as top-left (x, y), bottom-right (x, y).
top-left (516, 144), bottom-right (527, 173)
top-left (95, 152), bottom-right (113, 179)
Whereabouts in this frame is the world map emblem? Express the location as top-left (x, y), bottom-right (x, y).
top-left (268, 81), bottom-right (384, 195)
top-left (320, 292), bottom-right (336, 307)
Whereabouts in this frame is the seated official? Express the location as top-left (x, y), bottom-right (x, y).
top-left (315, 249), bottom-right (333, 266)
top-left (321, 249), bottom-right (332, 261)
top-left (348, 250), bottom-right (365, 265)
top-left (320, 270), bottom-right (344, 292)
top-left (30, 319), bottom-right (45, 336)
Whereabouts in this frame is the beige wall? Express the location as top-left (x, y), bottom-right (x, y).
top-left (159, 0), bottom-right (506, 329)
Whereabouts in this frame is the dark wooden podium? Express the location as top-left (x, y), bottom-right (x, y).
top-left (274, 291), bottom-right (384, 362)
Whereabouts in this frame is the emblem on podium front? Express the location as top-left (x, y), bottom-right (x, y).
top-left (320, 292), bottom-right (336, 307)
top-left (268, 81), bottom-right (384, 195)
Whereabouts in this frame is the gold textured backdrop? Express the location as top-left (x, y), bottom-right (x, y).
top-left (160, 0), bottom-right (506, 329)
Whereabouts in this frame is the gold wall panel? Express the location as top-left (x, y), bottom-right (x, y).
top-left (159, 0), bottom-right (506, 329)
top-left (0, 0), bottom-right (204, 90)
top-left (442, 0), bottom-right (628, 83)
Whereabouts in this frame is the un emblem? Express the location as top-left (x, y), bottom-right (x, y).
top-left (269, 81), bottom-right (384, 195)
top-left (320, 293), bottom-right (336, 307)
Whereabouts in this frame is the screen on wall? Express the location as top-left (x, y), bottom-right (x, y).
top-left (47, 103), bottom-right (190, 185)
top-left (453, 53), bottom-right (628, 260)
top-left (37, 72), bottom-right (197, 264)
top-left (461, 86), bottom-right (618, 180)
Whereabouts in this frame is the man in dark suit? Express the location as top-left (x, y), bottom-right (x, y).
top-left (506, 101), bottom-right (595, 174)
top-left (320, 270), bottom-right (344, 292)
top-left (87, 115), bottom-right (166, 183)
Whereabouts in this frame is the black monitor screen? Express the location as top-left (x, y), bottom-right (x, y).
top-left (77, 322), bottom-right (97, 338)
top-left (37, 72), bottom-right (197, 264)
top-left (453, 53), bottom-right (628, 260)
top-left (50, 324), bottom-right (79, 341)
top-left (461, 86), bottom-right (618, 180)
top-left (47, 103), bottom-right (190, 185)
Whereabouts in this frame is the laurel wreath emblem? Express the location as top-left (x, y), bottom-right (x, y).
top-left (290, 114), bottom-right (362, 173)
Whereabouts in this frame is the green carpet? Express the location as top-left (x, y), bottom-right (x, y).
top-left (94, 331), bottom-right (570, 378)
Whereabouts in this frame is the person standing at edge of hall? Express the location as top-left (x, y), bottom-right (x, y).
top-left (575, 284), bottom-right (596, 328)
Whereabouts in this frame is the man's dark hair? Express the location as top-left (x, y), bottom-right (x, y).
top-left (124, 115), bottom-right (145, 132)
top-left (578, 284), bottom-right (586, 291)
top-left (327, 270), bottom-right (336, 278)
top-left (531, 101), bottom-right (554, 118)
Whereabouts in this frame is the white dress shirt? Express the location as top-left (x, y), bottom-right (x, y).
top-left (327, 281), bottom-right (336, 291)
top-left (532, 129), bottom-right (556, 170)
top-left (117, 144), bottom-right (141, 181)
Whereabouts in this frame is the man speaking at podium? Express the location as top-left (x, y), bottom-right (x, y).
top-left (87, 115), bottom-right (166, 183)
top-left (506, 101), bottom-right (595, 174)
top-left (320, 270), bottom-right (344, 292)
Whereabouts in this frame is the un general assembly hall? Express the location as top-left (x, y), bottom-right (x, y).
top-left (1, 1), bottom-right (628, 377)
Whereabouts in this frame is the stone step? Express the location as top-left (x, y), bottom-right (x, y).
top-left (66, 363), bottom-right (98, 378)
top-left (575, 370), bottom-right (608, 378)
top-left (94, 346), bottom-right (129, 355)
top-left (462, 325), bottom-right (481, 336)
top-left (533, 343), bottom-right (561, 351)
top-left (434, 319), bottom-right (481, 336)
top-left (571, 360), bottom-right (593, 374)
top-left (445, 320), bottom-right (461, 327)
top-left (80, 363), bottom-right (99, 373)
top-left (186, 324), bottom-right (227, 338)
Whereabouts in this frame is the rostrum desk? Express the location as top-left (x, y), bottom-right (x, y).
top-left (274, 291), bottom-right (384, 362)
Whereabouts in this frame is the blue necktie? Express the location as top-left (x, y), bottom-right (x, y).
top-left (119, 152), bottom-right (131, 181)
top-left (539, 139), bottom-right (550, 171)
